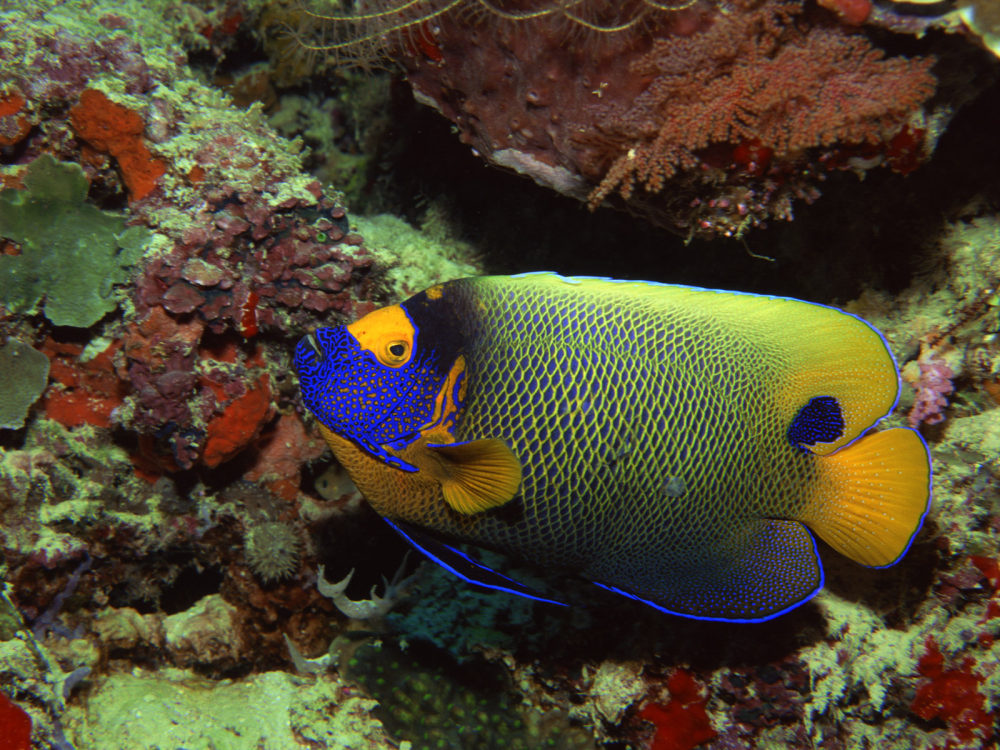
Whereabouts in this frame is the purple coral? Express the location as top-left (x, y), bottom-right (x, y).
top-left (908, 348), bottom-right (955, 427)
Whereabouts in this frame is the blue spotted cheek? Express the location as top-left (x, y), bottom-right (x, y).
top-left (295, 327), bottom-right (446, 458)
top-left (294, 330), bottom-right (372, 433)
top-left (293, 339), bottom-right (330, 420)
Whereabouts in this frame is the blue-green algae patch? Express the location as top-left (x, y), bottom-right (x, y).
top-left (0, 154), bottom-right (149, 328)
top-left (0, 339), bottom-right (49, 430)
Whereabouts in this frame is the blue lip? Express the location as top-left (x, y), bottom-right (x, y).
top-left (302, 332), bottom-right (323, 362)
top-left (293, 333), bottom-right (321, 373)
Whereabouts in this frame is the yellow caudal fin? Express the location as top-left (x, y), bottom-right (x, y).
top-left (425, 438), bottom-right (522, 515)
top-left (800, 428), bottom-right (931, 567)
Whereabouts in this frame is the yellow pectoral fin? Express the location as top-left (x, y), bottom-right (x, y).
top-left (801, 428), bottom-right (932, 567)
top-left (424, 438), bottom-right (523, 515)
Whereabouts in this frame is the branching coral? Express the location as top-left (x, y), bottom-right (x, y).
top-left (586, 3), bottom-right (936, 206)
top-left (295, 0), bottom-right (943, 238)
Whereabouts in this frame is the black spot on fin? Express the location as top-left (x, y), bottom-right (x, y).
top-left (383, 518), bottom-right (567, 606)
top-left (788, 395), bottom-right (845, 451)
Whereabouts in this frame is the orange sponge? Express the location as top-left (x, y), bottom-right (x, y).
top-left (69, 89), bottom-right (166, 201)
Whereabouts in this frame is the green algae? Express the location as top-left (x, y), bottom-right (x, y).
top-left (352, 213), bottom-right (480, 297)
top-left (64, 667), bottom-right (392, 750)
top-left (0, 155), bottom-right (149, 328)
top-left (0, 339), bottom-right (49, 430)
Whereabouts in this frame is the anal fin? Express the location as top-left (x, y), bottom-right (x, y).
top-left (596, 519), bottom-right (824, 622)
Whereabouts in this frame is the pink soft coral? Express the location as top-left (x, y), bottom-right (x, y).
top-left (908, 347), bottom-right (955, 427)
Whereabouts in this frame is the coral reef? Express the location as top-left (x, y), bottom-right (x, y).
top-left (295, 0), bottom-right (982, 238)
top-left (0, 0), bottom-right (999, 749)
top-left (0, 0), bottom-right (395, 471)
top-left (0, 0), bottom-right (476, 746)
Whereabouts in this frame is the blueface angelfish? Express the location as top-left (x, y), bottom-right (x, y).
top-left (294, 273), bottom-right (932, 622)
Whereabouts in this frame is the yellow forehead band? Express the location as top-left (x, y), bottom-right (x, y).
top-left (347, 305), bottom-right (415, 368)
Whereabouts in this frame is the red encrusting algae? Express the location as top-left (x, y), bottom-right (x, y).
top-left (911, 638), bottom-right (995, 746)
top-left (201, 375), bottom-right (273, 468)
top-left (41, 338), bottom-right (127, 429)
top-left (0, 692), bottom-right (32, 750)
top-left (640, 669), bottom-right (717, 750)
top-left (0, 90), bottom-right (31, 147)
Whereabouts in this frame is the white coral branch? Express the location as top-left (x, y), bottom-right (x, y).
top-left (316, 556), bottom-right (415, 620)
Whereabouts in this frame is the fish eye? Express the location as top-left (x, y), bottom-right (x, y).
top-left (381, 340), bottom-right (410, 366)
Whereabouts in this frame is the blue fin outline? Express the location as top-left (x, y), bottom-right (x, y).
top-left (383, 518), bottom-right (567, 606)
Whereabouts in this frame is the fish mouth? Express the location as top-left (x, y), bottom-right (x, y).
top-left (293, 333), bottom-right (326, 378)
top-left (299, 333), bottom-right (324, 365)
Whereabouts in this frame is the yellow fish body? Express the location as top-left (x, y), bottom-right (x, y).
top-left (294, 273), bottom-right (931, 622)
